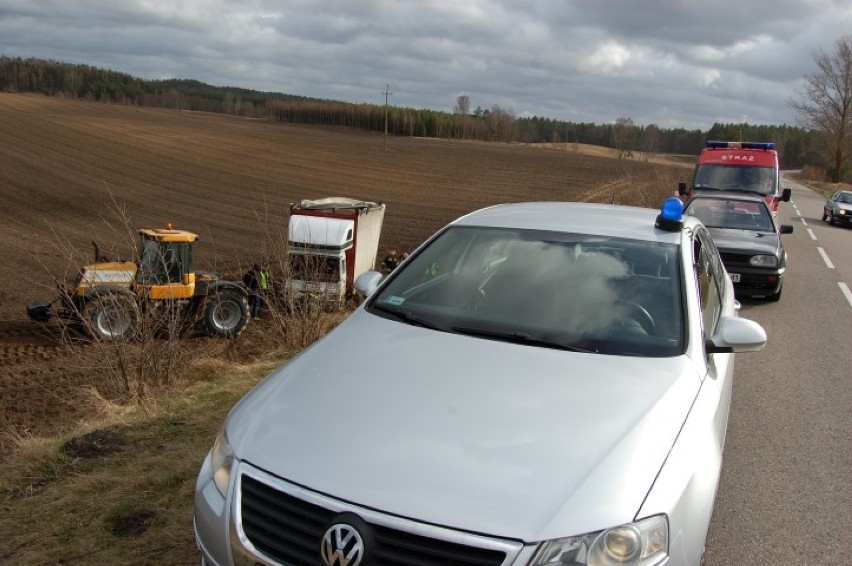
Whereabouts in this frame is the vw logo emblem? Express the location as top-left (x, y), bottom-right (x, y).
top-left (320, 523), bottom-right (364, 566)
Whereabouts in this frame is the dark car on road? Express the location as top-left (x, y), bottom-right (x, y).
top-left (823, 189), bottom-right (852, 227)
top-left (685, 192), bottom-right (793, 301)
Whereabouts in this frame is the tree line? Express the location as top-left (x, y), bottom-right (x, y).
top-left (0, 55), bottom-right (828, 171)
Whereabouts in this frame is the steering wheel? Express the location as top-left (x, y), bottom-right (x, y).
top-left (618, 301), bottom-right (656, 335)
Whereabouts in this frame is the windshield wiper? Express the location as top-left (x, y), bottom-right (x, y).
top-left (372, 303), bottom-right (444, 330)
top-left (451, 326), bottom-right (598, 353)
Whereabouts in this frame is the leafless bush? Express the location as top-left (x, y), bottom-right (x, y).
top-left (606, 162), bottom-right (689, 209)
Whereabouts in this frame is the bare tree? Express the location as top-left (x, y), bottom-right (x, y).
top-left (453, 95), bottom-right (471, 138)
top-left (612, 117), bottom-right (635, 158)
top-left (454, 95), bottom-right (471, 115)
top-left (789, 35), bottom-right (852, 182)
top-left (640, 124), bottom-right (661, 162)
top-left (485, 105), bottom-right (516, 142)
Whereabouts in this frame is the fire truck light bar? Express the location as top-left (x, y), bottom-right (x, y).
top-left (706, 141), bottom-right (775, 150)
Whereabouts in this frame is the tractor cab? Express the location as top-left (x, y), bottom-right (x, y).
top-left (136, 227), bottom-right (198, 300)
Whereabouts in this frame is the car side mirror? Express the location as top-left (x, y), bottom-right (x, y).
top-left (780, 225), bottom-right (794, 234)
top-left (355, 270), bottom-right (384, 298)
top-left (781, 188), bottom-right (792, 202)
top-left (678, 181), bottom-right (688, 196)
top-left (705, 316), bottom-right (767, 354)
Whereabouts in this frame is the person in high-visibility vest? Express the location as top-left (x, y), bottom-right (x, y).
top-left (258, 267), bottom-right (271, 316)
top-left (243, 263), bottom-right (269, 318)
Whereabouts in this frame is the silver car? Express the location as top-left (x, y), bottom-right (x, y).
top-left (194, 199), bottom-right (767, 566)
top-left (822, 189), bottom-right (852, 227)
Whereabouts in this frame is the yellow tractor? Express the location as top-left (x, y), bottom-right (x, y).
top-left (27, 226), bottom-right (250, 341)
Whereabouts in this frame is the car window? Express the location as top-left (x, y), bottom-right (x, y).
top-left (685, 198), bottom-right (775, 232)
top-left (136, 239), bottom-right (186, 284)
top-left (693, 230), bottom-right (723, 336)
top-left (369, 226), bottom-right (684, 357)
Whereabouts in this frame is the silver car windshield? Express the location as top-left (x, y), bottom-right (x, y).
top-left (368, 226), bottom-right (684, 357)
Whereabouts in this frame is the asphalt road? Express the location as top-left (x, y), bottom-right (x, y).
top-left (703, 174), bottom-right (852, 565)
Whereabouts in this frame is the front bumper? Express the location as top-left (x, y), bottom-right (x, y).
top-left (726, 266), bottom-right (785, 297)
top-left (830, 212), bottom-right (852, 226)
top-left (191, 458), bottom-right (717, 566)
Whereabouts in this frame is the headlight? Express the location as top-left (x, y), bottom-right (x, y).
top-left (530, 515), bottom-right (668, 566)
top-left (210, 428), bottom-right (235, 496)
top-left (840, 209), bottom-right (847, 215)
top-left (749, 254), bottom-right (778, 268)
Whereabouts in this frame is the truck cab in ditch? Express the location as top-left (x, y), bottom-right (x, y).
top-left (284, 197), bottom-right (386, 308)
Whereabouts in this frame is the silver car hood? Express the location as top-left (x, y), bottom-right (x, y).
top-left (228, 309), bottom-right (701, 542)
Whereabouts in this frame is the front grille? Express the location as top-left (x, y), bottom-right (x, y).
top-left (240, 474), bottom-right (509, 566)
top-left (719, 252), bottom-right (751, 265)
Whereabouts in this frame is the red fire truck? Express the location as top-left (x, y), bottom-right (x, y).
top-left (679, 141), bottom-right (792, 213)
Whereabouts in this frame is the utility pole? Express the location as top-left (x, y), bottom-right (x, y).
top-left (382, 84), bottom-right (393, 150)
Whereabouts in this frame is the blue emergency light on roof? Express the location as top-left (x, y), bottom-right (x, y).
top-left (655, 196), bottom-right (684, 232)
top-left (705, 140), bottom-right (775, 150)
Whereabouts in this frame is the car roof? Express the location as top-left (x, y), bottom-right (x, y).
top-left (451, 201), bottom-right (688, 244)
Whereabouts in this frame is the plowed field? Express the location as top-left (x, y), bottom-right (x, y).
top-left (0, 93), bottom-right (691, 441)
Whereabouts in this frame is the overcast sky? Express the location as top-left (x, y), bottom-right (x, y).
top-left (1, 0), bottom-right (850, 130)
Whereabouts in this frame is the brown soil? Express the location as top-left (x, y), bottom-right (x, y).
top-left (0, 93), bottom-right (692, 442)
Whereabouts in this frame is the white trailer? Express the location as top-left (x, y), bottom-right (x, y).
top-left (286, 197), bottom-right (385, 304)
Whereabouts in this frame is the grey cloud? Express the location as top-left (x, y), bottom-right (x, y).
top-left (1, 0), bottom-right (850, 128)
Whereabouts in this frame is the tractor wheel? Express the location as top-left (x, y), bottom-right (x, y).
top-left (84, 293), bottom-right (139, 341)
top-left (203, 289), bottom-right (249, 338)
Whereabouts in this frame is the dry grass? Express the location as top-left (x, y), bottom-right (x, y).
top-left (0, 357), bottom-right (280, 565)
